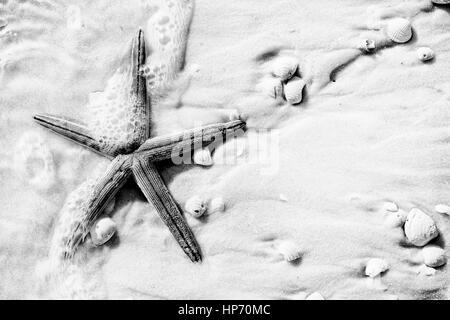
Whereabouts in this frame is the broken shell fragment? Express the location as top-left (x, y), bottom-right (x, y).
top-left (209, 197), bottom-right (225, 214)
top-left (386, 18), bottom-right (412, 44)
top-left (416, 47), bottom-right (434, 62)
top-left (271, 56), bottom-right (299, 81)
top-left (404, 208), bottom-right (439, 247)
top-left (435, 204), bottom-right (450, 215)
top-left (359, 39), bottom-right (376, 53)
top-left (256, 77), bottom-right (283, 99)
top-left (283, 76), bottom-right (305, 105)
top-left (90, 217), bottom-right (117, 246)
top-left (277, 241), bottom-right (302, 262)
top-left (422, 245), bottom-right (447, 268)
top-left (193, 148), bottom-right (213, 166)
top-left (365, 258), bottom-right (389, 277)
top-left (185, 195), bottom-right (207, 218)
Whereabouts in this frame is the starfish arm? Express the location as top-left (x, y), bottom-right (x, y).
top-left (64, 155), bottom-right (132, 259)
top-left (131, 155), bottom-right (202, 262)
top-left (136, 119), bottom-right (246, 162)
top-left (128, 28), bottom-right (151, 145)
top-left (33, 113), bottom-right (114, 159)
top-left (34, 29), bottom-right (149, 158)
top-left (132, 28), bottom-right (149, 132)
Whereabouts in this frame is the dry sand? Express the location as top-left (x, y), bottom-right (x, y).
top-left (0, 0), bottom-right (449, 299)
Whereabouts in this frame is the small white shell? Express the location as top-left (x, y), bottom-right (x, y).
top-left (384, 209), bottom-right (408, 228)
top-left (277, 241), bottom-right (302, 262)
top-left (193, 148), bottom-right (213, 166)
top-left (283, 76), bottom-right (305, 105)
top-left (365, 258), bottom-right (389, 278)
top-left (279, 193), bottom-right (288, 202)
top-left (271, 56), bottom-right (299, 81)
top-left (90, 217), bottom-right (117, 246)
top-left (435, 204), bottom-right (450, 215)
top-left (422, 245), bottom-right (447, 268)
top-left (359, 39), bottom-right (376, 53)
top-left (209, 197), bottom-right (225, 214)
top-left (416, 47), bottom-right (434, 62)
top-left (185, 195), bottom-right (207, 218)
top-left (306, 292), bottom-right (325, 300)
top-left (255, 77), bottom-right (283, 99)
top-left (417, 265), bottom-right (436, 276)
top-left (386, 18), bottom-right (412, 44)
top-left (382, 201), bottom-right (399, 212)
top-left (404, 208), bottom-right (439, 247)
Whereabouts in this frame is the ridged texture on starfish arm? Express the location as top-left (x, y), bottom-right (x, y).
top-left (132, 156), bottom-right (201, 262)
top-left (137, 120), bottom-right (247, 162)
top-left (32, 114), bottom-right (113, 159)
top-left (141, 0), bottom-right (194, 101)
top-left (86, 29), bottom-right (149, 156)
top-left (49, 156), bottom-right (132, 261)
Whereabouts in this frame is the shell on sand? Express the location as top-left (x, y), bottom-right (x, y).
top-left (359, 39), bottom-right (376, 53)
top-left (384, 209), bottom-right (408, 228)
top-left (271, 56), bottom-right (299, 81)
top-left (435, 204), bottom-right (450, 215)
top-left (306, 292), bottom-right (325, 300)
top-left (416, 47), bottom-right (435, 62)
top-left (255, 77), bottom-right (283, 99)
top-left (90, 217), bottom-right (117, 246)
top-left (385, 18), bottom-right (412, 44)
top-left (185, 195), bottom-right (207, 218)
top-left (193, 148), bottom-right (213, 166)
top-left (422, 245), bottom-right (447, 268)
top-left (283, 76), bottom-right (305, 105)
top-left (209, 197), bottom-right (225, 214)
top-left (277, 241), bottom-right (302, 262)
top-left (382, 201), bottom-right (399, 212)
top-left (404, 208), bottom-right (439, 247)
top-left (417, 265), bottom-right (437, 276)
top-left (365, 258), bottom-right (389, 277)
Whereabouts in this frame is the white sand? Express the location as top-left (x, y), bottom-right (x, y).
top-left (1, 0), bottom-right (450, 299)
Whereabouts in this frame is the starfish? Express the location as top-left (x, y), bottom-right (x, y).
top-left (33, 29), bottom-right (246, 263)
